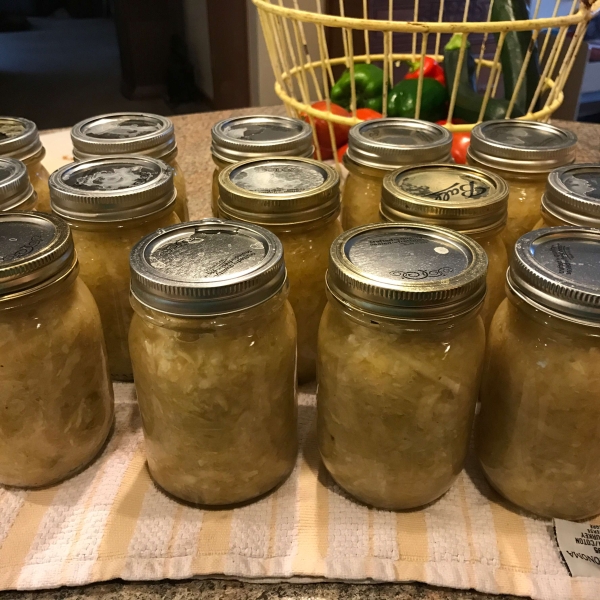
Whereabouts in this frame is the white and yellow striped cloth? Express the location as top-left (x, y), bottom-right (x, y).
top-left (0, 384), bottom-right (598, 599)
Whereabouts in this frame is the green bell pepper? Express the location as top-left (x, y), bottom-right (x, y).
top-left (386, 78), bottom-right (448, 122)
top-left (330, 64), bottom-right (385, 113)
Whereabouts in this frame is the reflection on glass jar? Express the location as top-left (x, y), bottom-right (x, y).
top-left (477, 227), bottom-right (600, 520)
top-left (341, 118), bottom-right (452, 230)
top-left (380, 163), bottom-right (509, 330)
top-left (0, 157), bottom-right (38, 212)
top-left (318, 223), bottom-right (487, 510)
top-left (0, 116), bottom-right (50, 212)
top-left (218, 157), bottom-right (341, 383)
top-left (50, 155), bottom-right (180, 381)
top-left (0, 213), bottom-right (113, 488)
top-left (129, 220), bottom-right (298, 505)
top-left (211, 115), bottom-right (314, 217)
top-left (71, 112), bottom-right (189, 221)
top-left (467, 120), bottom-right (577, 256)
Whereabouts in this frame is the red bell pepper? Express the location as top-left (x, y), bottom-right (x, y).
top-left (437, 119), bottom-right (470, 164)
top-left (405, 57), bottom-right (446, 87)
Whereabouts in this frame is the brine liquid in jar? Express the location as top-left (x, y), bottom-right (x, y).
top-left (0, 157), bottom-right (38, 212)
top-left (129, 219), bottom-right (298, 505)
top-left (49, 155), bottom-right (180, 381)
top-left (341, 118), bottom-right (452, 230)
top-left (318, 223), bottom-right (487, 510)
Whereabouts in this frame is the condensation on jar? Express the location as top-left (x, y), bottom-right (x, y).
top-left (477, 227), bottom-right (600, 521)
top-left (71, 112), bottom-right (190, 222)
top-left (0, 117), bottom-right (50, 213)
top-left (129, 219), bottom-right (298, 505)
top-left (211, 115), bottom-right (314, 217)
top-left (0, 157), bottom-right (38, 212)
top-left (218, 156), bottom-right (341, 384)
top-left (318, 223), bottom-right (488, 510)
top-left (534, 163), bottom-right (600, 230)
top-left (380, 163), bottom-right (509, 331)
top-left (467, 120), bottom-right (577, 256)
top-left (341, 118), bottom-right (452, 230)
top-left (49, 155), bottom-right (180, 381)
top-left (0, 212), bottom-right (113, 488)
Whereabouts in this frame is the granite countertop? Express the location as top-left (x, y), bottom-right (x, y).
top-left (4, 108), bottom-right (598, 600)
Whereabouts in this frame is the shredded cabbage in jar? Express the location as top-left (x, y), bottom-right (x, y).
top-left (28, 160), bottom-right (51, 213)
top-left (475, 232), bottom-right (508, 331)
top-left (318, 302), bottom-right (486, 509)
top-left (129, 292), bottom-right (298, 505)
top-left (477, 298), bottom-right (600, 520)
top-left (341, 168), bottom-right (386, 230)
top-left (0, 277), bottom-right (114, 488)
top-left (170, 159), bottom-right (189, 221)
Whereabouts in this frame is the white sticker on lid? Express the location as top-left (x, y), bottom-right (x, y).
top-left (554, 519), bottom-right (600, 577)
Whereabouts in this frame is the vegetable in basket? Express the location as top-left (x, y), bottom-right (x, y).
top-left (437, 119), bottom-right (470, 164)
top-left (404, 57), bottom-right (446, 86)
top-left (302, 100), bottom-right (351, 159)
top-left (387, 78), bottom-right (448, 121)
top-left (330, 64), bottom-right (386, 112)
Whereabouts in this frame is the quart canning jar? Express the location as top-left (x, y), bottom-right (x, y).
top-left (49, 155), bottom-right (180, 381)
top-left (535, 164), bottom-right (600, 230)
top-left (318, 223), bottom-right (487, 509)
top-left (341, 118), bottom-right (452, 230)
top-left (467, 120), bottom-right (577, 255)
top-left (0, 117), bottom-right (50, 212)
top-left (0, 212), bottom-right (113, 488)
top-left (477, 227), bottom-right (600, 520)
top-left (129, 219), bottom-right (298, 505)
top-left (380, 163), bottom-right (509, 330)
top-left (71, 112), bottom-right (190, 221)
top-left (0, 157), bottom-right (38, 212)
top-left (211, 115), bottom-right (313, 216)
top-left (219, 157), bottom-right (340, 383)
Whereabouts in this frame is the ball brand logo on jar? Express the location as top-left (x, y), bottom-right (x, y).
top-left (2, 234), bottom-right (43, 262)
top-left (564, 174), bottom-right (600, 200)
top-left (204, 250), bottom-right (257, 277)
top-left (401, 176), bottom-right (489, 201)
top-left (550, 243), bottom-right (574, 276)
top-left (0, 120), bottom-right (25, 140)
top-left (368, 236), bottom-right (428, 247)
top-left (226, 123), bottom-right (292, 142)
top-left (86, 118), bottom-right (161, 139)
top-left (388, 266), bottom-right (454, 280)
top-left (231, 164), bottom-right (324, 194)
top-left (65, 165), bottom-right (157, 191)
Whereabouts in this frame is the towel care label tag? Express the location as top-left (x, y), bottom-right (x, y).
top-left (554, 519), bottom-right (600, 577)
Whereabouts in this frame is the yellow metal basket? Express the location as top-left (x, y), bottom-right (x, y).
top-left (253, 0), bottom-right (599, 160)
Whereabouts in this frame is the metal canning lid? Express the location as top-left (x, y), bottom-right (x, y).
top-left (71, 112), bottom-right (176, 161)
top-left (0, 158), bottom-right (36, 211)
top-left (327, 223), bottom-right (488, 320)
top-left (211, 115), bottom-right (314, 164)
top-left (468, 120), bottom-right (577, 173)
top-left (381, 164), bottom-right (509, 236)
top-left (509, 227), bottom-right (600, 323)
top-left (0, 212), bottom-right (77, 298)
top-left (218, 157), bottom-right (340, 225)
top-left (49, 156), bottom-right (175, 223)
top-left (345, 118), bottom-right (452, 170)
top-left (542, 164), bottom-right (600, 227)
top-left (130, 219), bottom-right (286, 316)
top-left (0, 117), bottom-right (44, 163)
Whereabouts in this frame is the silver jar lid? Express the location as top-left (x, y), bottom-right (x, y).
top-left (509, 227), bottom-right (600, 323)
top-left (218, 157), bottom-right (340, 226)
top-left (468, 120), bottom-right (577, 174)
top-left (381, 164), bottom-right (509, 236)
top-left (49, 156), bottom-right (176, 223)
top-left (0, 117), bottom-right (45, 163)
top-left (0, 158), bottom-right (36, 212)
top-left (0, 212), bottom-right (77, 298)
top-left (327, 223), bottom-right (488, 320)
top-left (211, 115), bottom-right (314, 164)
top-left (345, 118), bottom-right (452, 170)
top-left (71, 112), bottom-right (176, 161)
top-left (541, 164), bottom-right (600, 227)
top-left (130, 219), bottom-right (286, 316)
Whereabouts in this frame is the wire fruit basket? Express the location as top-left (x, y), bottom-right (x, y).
top-left (253, 0), bottom-right (599, 160)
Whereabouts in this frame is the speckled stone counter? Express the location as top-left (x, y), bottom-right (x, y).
top-left (5, 110), bottom-right (597, 600)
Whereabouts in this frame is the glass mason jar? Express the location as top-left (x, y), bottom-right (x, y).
top-left (341, 118), bottom-right (452, 230)
top-left (467, 120), bottom-right (577, 256)
top-left (477, 226), bottom-right (600, 520)
top-left (0, 117), bottom-right (50, 212)
top-left (211, 115), bottom-right (314, 217)
top-left (0, 212), bottom-right (114, 488)
top-left (0, 157), bottom-right (38, 212)
top-left (318, 223), bottom-right (488, 510)
top-left (49, 156), bottom-right (180, 381)
top-left (129, 219), bottom-right (298, 505)
top-left (71, 112), bottom-right (189, 222)
top-left (380, 163), bottom-right (509, 330)
top-left (218, 157), bottom-right (341, 383)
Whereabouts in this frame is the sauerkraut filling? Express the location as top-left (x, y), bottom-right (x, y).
top-left (341, 167), bottom-right (387, 230)
top-left (170, 159), bottom-right (189, 221)
top-left (318, 302), bottom-right (486, 509)
top-left (28, 160), bottom-right (51, 213)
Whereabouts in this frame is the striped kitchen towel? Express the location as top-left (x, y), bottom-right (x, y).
top-left (0, 384), bottom-right (597, 599)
